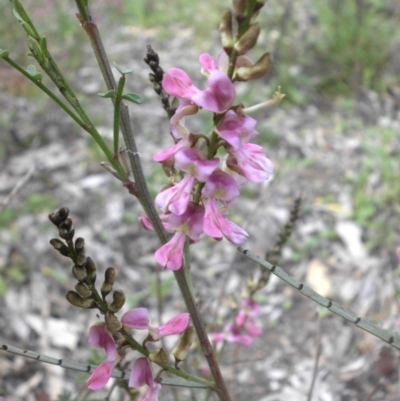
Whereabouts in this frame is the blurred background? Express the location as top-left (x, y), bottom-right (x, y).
top-left (1, 1), bottom-right (400, 400)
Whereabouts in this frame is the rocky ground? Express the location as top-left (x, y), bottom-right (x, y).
top-left (1, 9), bottom-right (400, 401)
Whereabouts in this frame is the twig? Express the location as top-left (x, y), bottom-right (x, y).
top-left (306, 313), bottom-right (322, 401)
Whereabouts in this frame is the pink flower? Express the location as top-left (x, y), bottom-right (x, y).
top-left (203, 198), bottom-right (248, 244)
top-left (211, 298), bottom-right (262, 347)
top-left (154, 232), bottom-right (187, 270)
top-left (155, 175), bottom-right (195, 215)
top-left (86, 323), bottom-right (119, 390)
top-left (162, 68), bottom-right (235, 113)
top-left (201, 169), bottom-right (240, 203)
top-left (226, 143), bottom-right (274, 183)
top-left (154, 203), bottom-right (205, 270)
top-left (129, 358), bottom-right (162, 401)
top-left (216, 110), bottom-right (258, 148)
top-left (122, 308), bottom-right (190, 341)
top-left (87, 360), bottom-right (117, 390)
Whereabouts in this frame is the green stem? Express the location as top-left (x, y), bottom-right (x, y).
top-left (113, 75), bottom-right (125, 155)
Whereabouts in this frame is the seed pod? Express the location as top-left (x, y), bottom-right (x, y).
top-left (66, 291), bottom-right (96, 309)
top-left (149, 348), bottom-right (169, 365)
top-left (234, 23), bottom-right (260, 55)
top-left (236, 53), bottom-right (272, 81)
top-left (49, 239), bottom-right (70, 257)
top-left (105, 312), bottom-right (122, 332)
top-left (85, 257), bottom-right (97, 283)
top-left (219, 9), bottom-right (234, 54)
top-left (101, 267), bottom-right (116, 297)
top-left (109, 290), bottom-right (126, 312)
top-left (75, 282), bottom-right (92, 299)
top-left (172, 326), bottom-right (195, 363)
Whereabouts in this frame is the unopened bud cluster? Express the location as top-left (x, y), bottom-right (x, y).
top-left (48, 208), bottom-right (125, 314)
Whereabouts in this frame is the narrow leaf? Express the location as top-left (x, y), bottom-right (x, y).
top-left (98, 90), bottom-right (115, 98)
top-left (160, 377), bottom-right (209, 389)
top-left (21, 21), bottom-right (36, 37)
top-left (113, 62), bottom-right (133, 75)
top-left (26, 65), bottom-right (37, 76)
top-left (0, 49), bottom-right (10, 58)
top-left (39, 37), bottom-right (47, 54)
top-left (12, 8), bottom-right (25, 23)
top-left (121, 93), bottom-right (143, 104)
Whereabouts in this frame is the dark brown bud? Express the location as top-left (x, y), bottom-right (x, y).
top-left (60, 218), bottom-right (72, 231)
top-left (109, 290), bottom-right (126, 312)
top-left (172, 326), bottom-right (195, 363)
top-left (49, 239), bottom-right (70, 257)
top-left (66, 291), bottom-right (96, 309)
top-left (101, 267), bottom-right (116, 297)
top-left (234, 23), bottom-right (260, 55)
top-left (59, 228), bottom-right (75, 241)
top-left (233, 0), bottom-right (248, 21)
top-left (72, 265), bottom-right (87, 281)
top-left (105, 312), bottom-right (122, 332)
top-left (236, 53), bottom-right (272, 81)
top-left (85, 257), bottom-right (97, 283)
top-left (48, 207), bottom-right (69, 226)
top-left (149, 348), bottom-right (169, 365)
top-left (75, 282), bottom-right (92, 298)
top-left (75, 237), bottom-right (85, 251)
top-left (219, 9), bottom-right (234, 53)
top-left (76, 254), bottom-right (87, 267)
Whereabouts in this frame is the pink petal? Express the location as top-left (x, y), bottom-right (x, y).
top-left (201, 169), bottom-right (240, 202)
top-left (175, 148), bottom-right (219, 182)
top-left (121, 308), bottom-right (150, 329)
top-left (191, 71), bottom-right (235, 113)
top-left (153, 139), bottom-right (191, 164)
top-left (154, 232), bottom-right (186, 270)
top-left (157, 313), bottom-right (190, 337)
top-left (129, 357), bottom-right (154, 389)
top-left (87, 360), bottom-right (116, 390)
top-left (162, 68), bottom-right (200, 99)
top-left (155, 175), bottom-right (195, 215)
top-left (199, 53), bottom-right (218, 74)
top-left (142, 383), bottom-right (162, 401)
top-left (88, 323), bottom-right (116, 360)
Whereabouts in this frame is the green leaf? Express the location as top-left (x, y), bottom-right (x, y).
top-left (113, 62), bottom-right (133, 75)
top-left (32, 72), bottom-right (43, 81)
top-left (0, 49), bottom-right (9, 58)
top-left (39, 37), bottom-right (47, 54)
top-left (26, 65), bottom-right (37, 76)
top-left (21, 21), bottom-right (36, 38)
top-left (98, 90), bottom-right (115, 98)
top-left (12, 8), bottom-right (25, 23)
top-left (121, 93), bottom-right (143, 104)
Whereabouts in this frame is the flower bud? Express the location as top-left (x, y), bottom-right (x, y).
top-left (236, 53), bottom-right (272, 81)
top-left (75, 282), bottom-right (92, 298)
top-left (49, 238), bottom-right (70, 257)
top-left (85, 257), bottom-right (97, 283)
top-left (75, 237), bottom-right (85, 251)
top-left (233, 0), bottom-right (248, 22)
top-left (109, 290), bottom-right (126, 312)
top-left (59, 227), bottom-right (75, 241)
top-left (219, 9), bottom-right (234, 54)
top-left (149, 348), bottom-right (169, 365)
top-left (66, 291), bottom-right (96, 309)
top-left (48, 207), bottom-right (69, 226)
top-left (101, 267), bottom-right (116, 297)
top-left (234, 23), bottom-right (260, 55)
top-left (105, 312), bottom-right (122, 332)
top-left (172, 326), bottom-right (195, 363)
top-left (76, 253), bottom-right (87, 267)
top-left (72, 265), bottom-right (87, 281)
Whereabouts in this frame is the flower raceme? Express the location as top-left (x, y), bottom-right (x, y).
top-left (86, 309), bottom-right (189, 391)
top-left (147, 52), bottom-right (275, 270)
